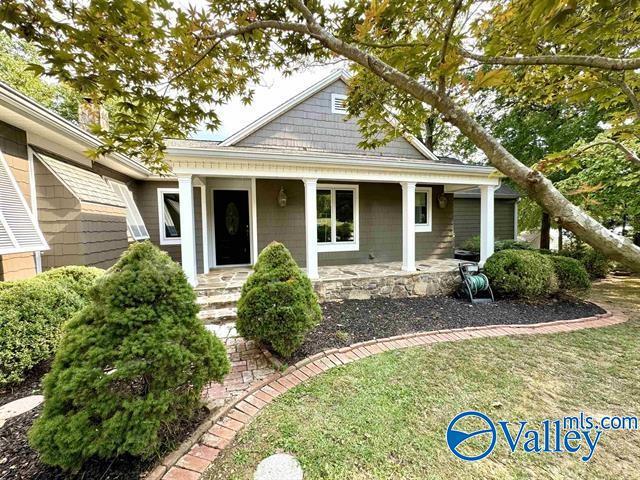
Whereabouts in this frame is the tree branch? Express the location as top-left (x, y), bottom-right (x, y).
top-left (569, 140), bottom-right (640, 168)
top-left (610, 76), bottom-right (640, 120)
top-left (437, 0), bottom-right (464, 94)
top-left (461, 50), bottom-right (640, 71)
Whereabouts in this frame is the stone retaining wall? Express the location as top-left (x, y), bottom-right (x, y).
top-left (313, 269), bottom-right (460, 302)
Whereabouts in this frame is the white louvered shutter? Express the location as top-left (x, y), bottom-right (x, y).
top-left (0, 149), bottom-right (48, 254)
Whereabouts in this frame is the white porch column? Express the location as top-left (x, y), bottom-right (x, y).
top-left (401, 182), bottom-right (416, 272)
top-left (178, 175), bottom-right (198, 286)
top-left (303, 178), bottom-right (319, 279)
top-left (198, 182), bottom-right (209, 274)
top-left (480, 185), bottom-right (495, 266)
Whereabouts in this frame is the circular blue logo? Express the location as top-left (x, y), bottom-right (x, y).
top-left (446, 411), bottom-right (497, 461)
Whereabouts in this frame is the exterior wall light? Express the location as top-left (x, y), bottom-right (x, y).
top-left (277, 186), bottom-right (288, 207)
top-left (438, 193), bottom-right (448, 209)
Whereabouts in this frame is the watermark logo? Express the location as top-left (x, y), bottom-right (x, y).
top-left (447, 410), bottom-right (639, 462)
top-left (446, 411), bottom-right (497, 461)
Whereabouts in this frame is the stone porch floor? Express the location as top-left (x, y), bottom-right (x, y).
top-left (197, 258), bottom-right (460, 290)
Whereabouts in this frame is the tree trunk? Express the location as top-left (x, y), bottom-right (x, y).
top-left (540, 212), bottom-right (551, 250)
top-left (285, 7), bottom-right (640, 271)
top-left (423, 116), bottom-right (435, 151)
top-left (558, 226), bottom-right (564, 251)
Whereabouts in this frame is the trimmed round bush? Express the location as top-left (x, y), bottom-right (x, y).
top-left (559, 245), bottom-right (611, 279)
top-left (39, 265), bottom-right (104, 298)
top-left (549, 256), bottom-right (591, 292)
top-left (494, 239), bottom-right (533, 252)
top-left (0, 278), bottom-right (83, 387)
top-left (237, 242), bottom-right (322, 358)
top-left (484, 249), bottom-right (557, 299)
top-left (29, 242), bottom-right (230, 471)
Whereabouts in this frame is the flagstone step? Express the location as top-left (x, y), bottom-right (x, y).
top-left (197, 292), bottom-right (240, 310)
top-left (199, 307), bottom-right (238, 325)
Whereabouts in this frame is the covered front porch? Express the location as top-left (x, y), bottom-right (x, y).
top-left (165, 145), bottom-right (501, 288)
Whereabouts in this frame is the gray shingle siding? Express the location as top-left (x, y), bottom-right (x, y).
top-left (454, 198), bottom-right (516, 247)
top-left (256, 180), bottom-right (454, 266)
top-left (236, 79), bottom-right (429, 160)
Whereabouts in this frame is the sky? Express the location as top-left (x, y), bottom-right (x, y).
top-left (173, 0), bottom-right (344, 142)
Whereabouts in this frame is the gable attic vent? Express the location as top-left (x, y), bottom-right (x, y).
top-left (331, 93), bottom-right (348, 115)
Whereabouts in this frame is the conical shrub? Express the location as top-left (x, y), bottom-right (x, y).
top-left (237, 242), bottom-right (322, 357)
top-left (29, 241), bottom-right (230, 470)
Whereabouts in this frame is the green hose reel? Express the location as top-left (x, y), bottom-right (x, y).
top-left (457, 262), bottom-right (495, 304)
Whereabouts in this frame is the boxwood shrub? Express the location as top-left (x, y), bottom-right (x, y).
top-left (39, 265), bottom-right (104, 298)
top-left (484, 249), bottom-right (557, 299)
top-left (559, 244), bottom-right (610, 279)
top-left (549, 255), bottom-right (591, 292)
top-left (29, 242), bottom-right (230, 470)
top-left (237, 242), bottom-right (322, 358)
top-left (0, 278), bottom-right (84, 387)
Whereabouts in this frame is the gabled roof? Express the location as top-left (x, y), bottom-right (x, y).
top-left (220, 69), bottom-right (441, 163)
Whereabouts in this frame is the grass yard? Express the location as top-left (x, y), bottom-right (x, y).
top-left (207, 276), bottom-right (640, 480)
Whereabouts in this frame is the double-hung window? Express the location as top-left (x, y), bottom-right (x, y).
top-left (415, 187), bottom-right (433, 232)
top-left (158, 188), bottom-right (181, 245)
top-left (107, 179), bottom-right (149, 241)
top-left (316, 184), bottom-right (358, 252)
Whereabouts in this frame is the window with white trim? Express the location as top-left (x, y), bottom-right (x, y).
top-left (0, 149), bottom-right (48, 255)
top-left (331, 93), bottom-right (348, 114)
top-left (415, 187), bottom-right (433, 232)
top-left (158, 188), bottom-right (181, 245)
top-left (107, 179), bottom-right (149, 241)
top-left (317, 184), bottom-right (358, 252)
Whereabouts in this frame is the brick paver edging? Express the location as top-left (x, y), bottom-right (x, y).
top-left (148, 307), bottom-right (626, 480)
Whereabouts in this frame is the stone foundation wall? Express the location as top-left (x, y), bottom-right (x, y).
top-left (313, 270), bottom-right (460, 302)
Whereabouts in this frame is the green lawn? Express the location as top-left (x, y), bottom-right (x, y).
top-left (207, 276), bottom-right (640, 480)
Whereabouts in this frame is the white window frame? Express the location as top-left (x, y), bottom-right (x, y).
top-left (107, 178), bottom-right (149, 241)
top-left (316, 184), bottom-right (359, 252)
top-left (415, 187), bottom-right (433, 233)
top-left (331, 93), bottom-right (348, 115)
top-left (157, 188), bottom-right (181, 245)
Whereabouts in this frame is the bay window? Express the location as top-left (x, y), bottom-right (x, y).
top-left (316, 184), bottom-right (358, 252)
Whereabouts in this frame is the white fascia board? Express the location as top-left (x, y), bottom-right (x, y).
top-left (0, 82), bottom-right (150, 179)
top-left (220, 70), bottom-right (348, 146)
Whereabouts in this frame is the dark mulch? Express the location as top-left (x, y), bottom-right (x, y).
top-left (0, 370), bottom-right (209, 480)
top-left (287, 295), bottom-right (605, 363)
top-left (0, 361), bottom-right (50, 408)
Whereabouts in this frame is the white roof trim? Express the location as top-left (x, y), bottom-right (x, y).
top-left (0, 81), bottom-right (150, 178)
top-left (219, 69), bottom-right (441, 162)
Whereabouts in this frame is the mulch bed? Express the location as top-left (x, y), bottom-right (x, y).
top-left (287, 295), bottom-right (605, 363)
top-left (0, 368), bottom-right (209, 480)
